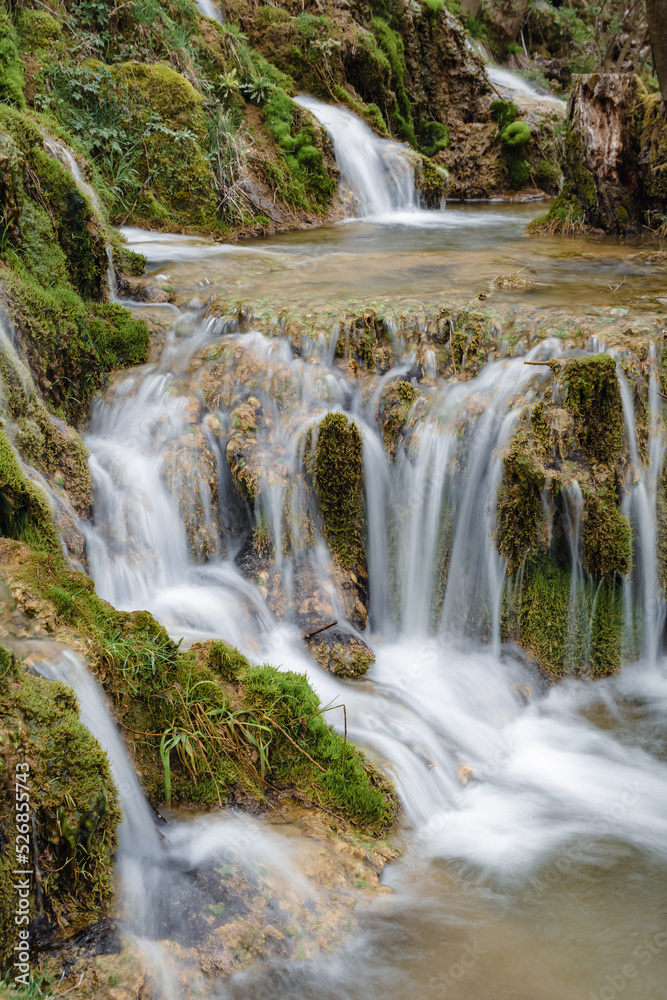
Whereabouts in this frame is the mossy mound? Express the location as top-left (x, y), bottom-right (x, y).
top-left (313, 412), bottom-right (366, 576)
top-left (0, 429), bottom-right (62, 555)
top-left (496, 429), bottom-right (546, 575)
top-left (0, 646), bottom-right (120, 970)
top-left (307, 627), bottom-right (375, 679)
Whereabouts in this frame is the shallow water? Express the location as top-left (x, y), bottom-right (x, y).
top-left (122, 205), bottom-right (667, 322)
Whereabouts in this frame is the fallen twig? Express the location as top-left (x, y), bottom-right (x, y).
top-left (303, 619), bottom-right (337, 640)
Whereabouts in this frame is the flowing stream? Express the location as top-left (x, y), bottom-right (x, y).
top-left (18, 101), bottom-right (667, 998)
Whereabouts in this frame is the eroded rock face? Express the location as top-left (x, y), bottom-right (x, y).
top-left (555, 74), bottom-right (667, 234)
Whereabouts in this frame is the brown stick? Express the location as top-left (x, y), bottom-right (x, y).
top-left (303, 619), bottom-right (337, 640)
top-left (270, 720), bottom-right (328, 773)
top-left (523, 360), bottom-right (554, 366)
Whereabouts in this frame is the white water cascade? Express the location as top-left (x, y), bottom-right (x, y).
top-left (295, 97), bottom-right (419, 219)
top-left (485, 65), bottom-right (565, 105)
top-left (618, 356), bottom-right (667, 664)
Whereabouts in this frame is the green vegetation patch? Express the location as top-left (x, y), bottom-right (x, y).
top-left (548, 353), bottom-right (623, 465)
top-left (0, 647), bottom-right (120, 970)
top-left (506, 553), bottom-right (624, 679)
top-left (496, 428), bottom-right (546, 575)
top-left (582, 478), bottom-right (631, 578)
top-left (313, 412), bottom-right (366, 574)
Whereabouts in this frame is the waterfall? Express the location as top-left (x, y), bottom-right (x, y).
top-left (618, 357), bottom-right (666, 664)
top-left (294, 97), bottom-right (418, 219)
top-left (563, 481), bottom-right (585, 671)
top-left (43, 137), bottom-right (118, 298)
top-left (195, 0), bottom-right (224, 20)
top-left (485, 65), bottom-right (565, 104)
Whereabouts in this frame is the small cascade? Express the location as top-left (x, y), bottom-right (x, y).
top-left (43, 137), bottom-right (118, 298)
top-left (294, 96), bottom-right (418, 218)
top-left (486, 65), bottom-right (565, 104)
top-left (363, 340), bottom-right (561, 643)
top-left (562, 481), bottom-right (585, 671)
top-left (195, 0), bottom-right (224, 21)
top-left (618, 357), bottom-right (666, 664)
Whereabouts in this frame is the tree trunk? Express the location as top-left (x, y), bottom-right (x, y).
top-left (646, 0), bottom-right (667, 110)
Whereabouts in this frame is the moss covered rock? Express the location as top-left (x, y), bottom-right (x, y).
top-left (0, 647), bottom-right (120, 970)
top-left (313, 412), bottom-right (366, 575)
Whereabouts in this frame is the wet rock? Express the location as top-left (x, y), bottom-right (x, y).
top-left (117, 278), bottom-right (173, 303)
top-left (306, 623), bottom-right (375, 678)
top-left (536, 74), bottom-right (667, 235)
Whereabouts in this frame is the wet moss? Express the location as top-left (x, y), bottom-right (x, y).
top-left (207, 641), bottom-right (396, 830)
top-left (313, 412), bottom-right (366, 574)
top-left (507, 553), bottom-right (624, 679)
top-left (309, 635), bottom-right (375, 678)
top-left (380, 379), bottom-right (417, 459)
top-left (262, 89), bottom-right (335, 211)
top-left (0, 648), bottom-right (120, 970)
top-left (0, 430), bottom-right (62, 556)
top-left (582, 478), bottom-right (631, 578)
top-left (548, 353), bottom-right (623, 466)
top-left (526, 187), bottom-right (587, 235)
top-left (496, 428), bottom-right (546, 575)
top-left (0, 538), bottom-right (396, 834)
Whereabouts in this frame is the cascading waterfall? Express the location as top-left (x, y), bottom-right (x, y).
top-left (294, 97), bottom-right (419, 218)
top-left (2, 204), bottom-right (656, 994)
top-left (618, 355), bottom-right (666, 664)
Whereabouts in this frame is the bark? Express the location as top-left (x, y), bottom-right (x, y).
top-left (646, 0), bottom-right (667, 110)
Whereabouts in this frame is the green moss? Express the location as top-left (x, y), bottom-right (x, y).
top-left (370, 17), bottom-right (416, 146)
top-left (0, 430), bottom-right (62, 555)
top-left (490, 99), bottom-right (518, 133)
top-left (526, 187), bottom-right (587, 234)
top-left (0, 649), bottom-right (120, 970)
top-left (582, 479), bottom-right (631, 578)
top-left (0, 538), bottom-right (396, 833)
top-left (420, 121), bottom-right (449, 158)
top-left (263, 89), bottom-right (335, 211)
top-left (0, 9), bottom-right (25, 108)
top-left (501, 120), bottom-right (530, 147)
top-left (14, 7), bottom-right (62, 54)
top-left (549, 354), bottom-right (623, 465)
top-left (381, 380), bottom-right (417, 458)
top-left (310, 637), bottom-right (375, 678)
top-left (210, 642), bottom-right (395, 829)
top-left (313, 412), bottom-right (366, 573)
top-left (508, 553), bottom-right (624, 678)
top-left (496, 428), bottom-right (546, 575)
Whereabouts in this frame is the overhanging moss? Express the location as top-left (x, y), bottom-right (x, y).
top-left (496, 428), bottom-right (546, 575)
top-left (506, 553), bottom-right (624, 679)
top-left (582, 478), bottom-right (631, 578)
